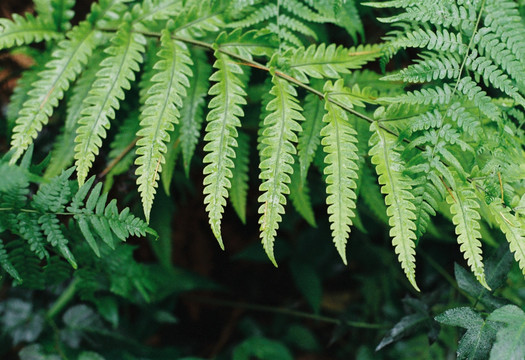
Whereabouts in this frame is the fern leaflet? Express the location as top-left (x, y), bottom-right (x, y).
top-left (258, 75), bottom-right (304, 266)
top-left (74, 21), bottom-right (146, 184)
top-left (321, 80), bottom-right (359, 264)
top-left (0, 13), bottom-right (61, 50)
top-left (369, 122), bottom-right (419, 291)
top-left (203, 51), bottom-right (247, 248)
top-left (448, 186), bottom-right (488, 289)
top-left (135, 29), bottom-right (193, 222)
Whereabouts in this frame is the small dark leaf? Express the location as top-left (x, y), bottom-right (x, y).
top-left (454, 263), bottom-right (507, 310)
top-left (435, 307), bottom-right (499, 359)
top-left (1, 299), bottom-right (44, 345)
top-left (290, 259), bottom-right (322, 313)
top-left (375, 312), bottom-right (430, 351)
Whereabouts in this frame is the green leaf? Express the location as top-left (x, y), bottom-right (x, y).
top-left (321, 79), bottom-right (359, 264)
top-left (447, 186), bottom-right (489, 289)
top-left (258, 75), bottom-right (304, 266)
top-left (0, 13), bottom-right (61, 50)
top-left (435, 307), bottom-right (499, 360)
top-left (488, 305), bottom-right (525, 360)
top-left (9, 21), bottom-right (98, 164)
top-left (369, 122), bottom-right (419, 291)
top-left (289, 161), bottom-right (316, 227)
top-left (202, 51), bottom-right (247, 248)
top-left (135, 29), bottom-right (193, 222)
top-left (74, 21), bottom-right (146, 185)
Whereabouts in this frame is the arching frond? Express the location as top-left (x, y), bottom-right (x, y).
top-left (321, 80), bottom-right (359, 264)
top-left (9, 21), bottom-right (99, 164)
top-left (369, 122), bottom-right (419, 291)
top-left (258, 75), bottom-right (304, 265)
top-left (230, 131), bottom-right (251, 224)
top-left (74, 22), bottom-right (146, 184)
top-left (0, 13), bottom-right (61, 50)
top-left (448, 186), bottom-right (488, 289)
top-left (202, 51), bottom-right (247, 248)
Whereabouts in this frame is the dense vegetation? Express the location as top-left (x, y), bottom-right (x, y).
top-left (0, 0), bottom-right (524, 358)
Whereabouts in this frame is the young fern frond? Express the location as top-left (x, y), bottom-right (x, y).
top-left (258, 75), bottom-right (304, 266)
top-left (135, 29), bottom-right (193, 222)
top-left (321, 80), bottom-right (359, 265)
top-left (448, 186), bottom-right (488, 289)
top-left (34, 0), bottom-right (76, 31)
top-left (229, 131), bottom-right (251, 225)
top-left (202, 51), bottom-right (247, 248)
top-left (369, 122), bottom-right (419, 291)
top-left (9, 21), bottom-right (99, 164)
top-left (74, 21), bottom-right (146, 185)
top-left (0, 13), bottom-right (61, 50)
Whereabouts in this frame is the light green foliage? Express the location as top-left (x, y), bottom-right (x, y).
top-left (0, 13), bottom-right (61, 50)
top-left (203, 51), bottom-right (247, 249)
top-left (488, 305), bottom-right (525, 359)
top-left (258, 76), bottom-right (304, 265)
top-left (2, 0), bottom-right (524, 293)
top-left (75, 22), bottom-right (146, 185)
top-left (369, 122), bottom-right (419, 291)
top-left (135, 29), bottom-right (192, 222)
top-left (321, 80), bottom-right (359, 264)
top-left (9, 22), bottom-right (98, 164)
top-left (447, 186), bottom-right (488, 289)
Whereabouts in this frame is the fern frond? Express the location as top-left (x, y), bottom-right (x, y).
top-left (74, 21), bottom-right (146, 185)
top-left (0, 13), bottom-right (61, 50)
top-left (282, 0), bottom-right (328, 23)
top-left (390, 28), bottom-right (468, 55)
top-left (258, 75), bottom-right (304, 265)
top-left (215, 28), bottom-right (277, 59)
top-left (9, 21), bottom-right (99, 164)
top-left (369, 122), bottom-right (419, 291)
top-left (178, 49), bottom-right (211, 176)
top-left (448, 186), bottom-right (488, 289)
top-left (45, 57), bottom-right (102, 178)
top-left (297, 91), bottom-right (325, 181)
top-left (202, 51), bottom-right (247, 248)
top-left (383, 52), bottom-right (462, 83)
top-left (135, 29), bottom-right (192, 222)
top-left (287, 44), bottom-right (382, 83)
top-left (16, 212), bottom-right (48, 260)
top-left (489, 202), bottom-right (525, 276)
top-left (321, 80), bottom-right (359, 264)
top-left (67, 176), bottom-right (153, 256)
top-left (230, 131), bottom-right (251, 224)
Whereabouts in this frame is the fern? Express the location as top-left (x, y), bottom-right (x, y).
top-left (258, 75), bottom-right (304, 265)
top-left (202, 51), bottom-right (247, 248)
top-left (135, 28), bottom-right (192, 222)
top-left (74, 21), bottom-right (146, 184)
top-left (0, 13), bottom-right (61, 50)
top-left (369, 122), bottom-right (419, 291)
top-left (448, 185), bottom-right (488, 289)
top-left (289, 160), bottom-right (316, 227)
top-left (321, 80), bottom-right (359, 264)
top-left (9, 21), bottom-right (99, 163)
